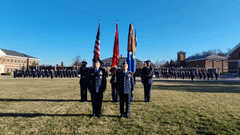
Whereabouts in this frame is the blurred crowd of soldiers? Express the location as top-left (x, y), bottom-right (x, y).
top-left (14, 67), bottom-right (80, 79)
top-left (153, 67), bottom-right (220, 81)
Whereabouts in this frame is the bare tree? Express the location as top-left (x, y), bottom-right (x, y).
top-left (72, 55), bottom-right (81, 66)
top-left (227, 48), bottom-right (231, 52)
top-left (154, 60), bottom-right (161, 68)
top-left (159, 60), bottom-right (167, 68)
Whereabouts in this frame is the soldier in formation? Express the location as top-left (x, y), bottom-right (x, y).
top-left (79, 61), bottom-right (89, 102)
top-left (88, 58), bottom-right (107, 118)
top-left (141, 60), bottom-right (153, 102)
top-left (116, 61), bottom-right (134, 118)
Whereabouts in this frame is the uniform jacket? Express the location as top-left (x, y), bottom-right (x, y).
top-left (88, 67), bottom-right (107, 93)
top-left (141, 67), bottom-right (153, 84)
top-left (79, 67), bottom-right (89, 84)
top-left (116, 70), bottom-right (135, 94)
top-left (110, 68), bottom-right (117, 84)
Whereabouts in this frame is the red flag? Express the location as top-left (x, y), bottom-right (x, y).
top-left (94, 22), bottom-right (101, 59)
top-left (111, 22), bottom-right (119, 68)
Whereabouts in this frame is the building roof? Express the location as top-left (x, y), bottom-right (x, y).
top-left (177, 51), bottom-right (186, 54)
top-left (0, 48), bottom-right (38, 59)
top-left (186, 54), bottom-right (227, 61)
top-left (102, 57), bottom-right (142, 63)
top-left (226, 42), bottom-right (240, 57)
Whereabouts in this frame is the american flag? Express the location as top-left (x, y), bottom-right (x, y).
top-left (94, 22), bottom-right (101, 59)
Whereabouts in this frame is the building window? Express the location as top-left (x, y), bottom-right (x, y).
top-left (30, 61), bottom-right (32, 64)
top-left (18, 60), bottom-right (20, 63)
top-left (11, 59), bottom-right (13, 63)
top-left (24, 61), bottom-right (26, 63)
top-left (21, 60), bottom-right (23, 63)
top-left (11, 67), bottom-right (13, 72)
top-left (15, 59), bottom-right (17, 63)
top-left (7, 67), bottom-right (9, 73)
top-left (7, 59), bottom-right (9, 63)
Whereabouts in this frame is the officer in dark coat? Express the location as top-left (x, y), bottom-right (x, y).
top-left (50, 69), bottom-right (53, 79)
top-left (46, 70), bottom-right (49, 78)
top-left (116, 62), bottom-right (134, 118)
top-left (210, 70), bottom-right (213, 80)
top-left (110, 66), bottom-right (119, 103)
top-left (190, 70), bottom-right (194, 81)
top-left (214, 70), bottom-right (219, 80)
top-left (14, 70), bottom-right (17, 78)
top-left (141, 60), bottom-right (153, 102)
top-left (207, 69), bottom-right (210, 80)
top-left (199, 70), bottom-right (202, 80)
top-left (203, 69), bottom-right (206, 80)
top-left (88, 58), bottom-right (106, 118)
top-left (154, 67), bottom-right (159, 79)
top-left (42, 69), bottom-right (45, 78)
top-left (22, 69), bottom-right (26, 78)
top-left (79, 61), bottom-right (89, 102)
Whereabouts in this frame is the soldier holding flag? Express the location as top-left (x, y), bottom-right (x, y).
top-left (110, 22), bottom-right (120, 103)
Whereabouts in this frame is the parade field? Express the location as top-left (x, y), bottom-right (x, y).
top-left (0, 79), bottom-right (240, 134)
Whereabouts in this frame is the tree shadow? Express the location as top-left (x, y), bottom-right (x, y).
top-left (152, 84), bottom-right (240, 93)
top-left (0, 113), bottom-right (119, 118)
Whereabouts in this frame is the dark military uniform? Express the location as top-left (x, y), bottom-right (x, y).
top-left (154, 68), bottom-right (159, 79)
top-left (116, 69), bottom-right (135, 118)
top-left (79, 64), bottom-right (89, 102)
top-left (214, 71), bottom-right (218, 80)
top-left (42, 70), bottom-right (45, 78)
top-left (141, 61), bottom-right (153, 102)
top-left (14, 70), bottom-right (16, 78)
top-left (50, 70), bottom-right (53, 79)
top-left (110, 67), bottom-right (119, 102)
top-left (88, 65), bottom-right (106, 117)
top-left (190, 70), bottom-right (194, 81)
top-left (22, 70), bottom-right (26, 78)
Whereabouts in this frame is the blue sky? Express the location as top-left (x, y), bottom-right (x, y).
top-left (0, 0), bottom-right (240, 66)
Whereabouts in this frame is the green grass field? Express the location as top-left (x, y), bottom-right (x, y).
top-left (0, 78), bottom-right (240, 134)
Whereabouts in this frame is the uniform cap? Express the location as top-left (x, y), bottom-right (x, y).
top-left (92, 58), bottom-right (103, 64)
top-left (82, 61), bottom-right (87, 64)
top-left (145, 60), bottom-right (151, 63)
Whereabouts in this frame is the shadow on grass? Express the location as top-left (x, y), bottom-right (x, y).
top-left (0, 99), bottom-right (147, 103)
top-left (0, 99), bottom-right (81, 102)
top-left (152, 84), bottom-right (240, 93)
top-left (0, 113), bottom-right (120, 118)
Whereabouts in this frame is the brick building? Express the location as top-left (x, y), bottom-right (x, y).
top-left (227, 42), bottom-right (240, 75)
top-left (0, 49), bottom-right (40, 74)
top-left (177, 51), bottom-right (228, 73)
